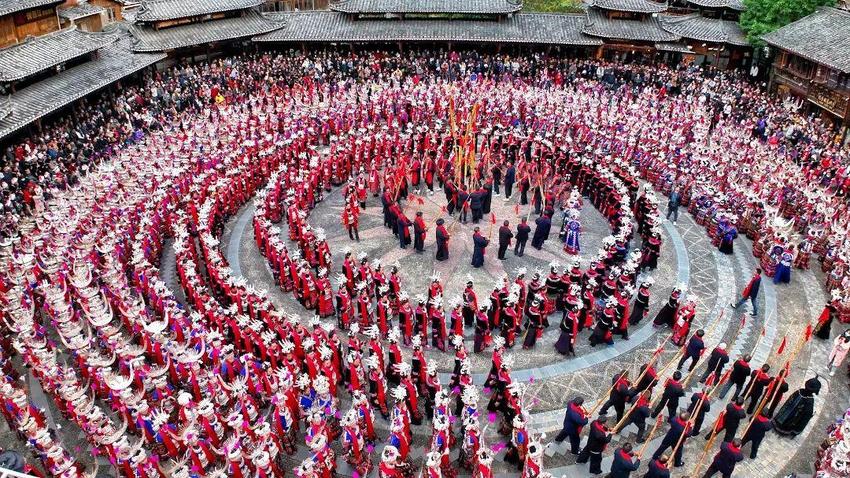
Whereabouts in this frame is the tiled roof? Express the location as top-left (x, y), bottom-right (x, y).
top-left (0, 96), bottom-right (11, 121)
top-left (135, 0), bottom-right (264, 22)
top-left (590, 0), bottom-right (667, 13)
top-left (687, 0), bottom-right (745, 11)
top-left (660, 13), bottom-right (748, 46)
top-left (583, 8), bottom-right (679, 42)
top-left (0, 0), bottom-right (62, 17)
top-left (0, 37), bottom-right (165, 140)
top-left (762, 7), bottom-right (850, 73)
top-left (0, 28), bottom-right (117, 82)
top-left (58, 2), bottom-right (107, 21)
top-left (255, 11), bottom-right (602, 46)
top-left (329, 0), bottom-right (523, 14)
top-left (130, 10), bottom-right (283, 51)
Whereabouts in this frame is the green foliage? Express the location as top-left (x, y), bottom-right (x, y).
top-left (739, 0), bottom-right (836, 46)
top-left (523, 0), bottom-right (585, 13)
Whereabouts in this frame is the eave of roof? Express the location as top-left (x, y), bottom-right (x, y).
top-left (329, 0), bottom-right (523, 14)
top-left (687, 0), bottom-right (745, 11)
top-left (0, 27), bottom-right (117, 83)
top-left (590, 0), bottom-right (667, 14)
top-left (135, 0), bottom-right (264, 22)
top-left (0, 37), bottom-right (165, 141)
top-left (761, 7), bottom-right (850, 74)
top-left (254, 11), bottom-right (602, 46)
top-left (130, 10), bottom-right (283, 52)
top-left (58, 2), bottom-right (107, 21)
top-left (660, 13), bottom-right (748, 47)
top-left (0, 0), bottom-right (62, 18)
top-left (582, 8), bottom-right (679, 42)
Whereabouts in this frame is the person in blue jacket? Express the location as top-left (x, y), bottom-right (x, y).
top-left (553, 396), bottom-right (589, 454)
top-left (471, 227), bottom-right (489, 268)
top-left (609, 442), bottom-right (641, 478)
top-left (731, 267), bottom-right (761, 316)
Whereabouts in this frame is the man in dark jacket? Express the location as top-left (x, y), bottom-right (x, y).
top-left (435, 218), bottom-right (450, 261)
top-left (741, 410), bottom-right (773, 459)
top-left (645, 455), bottom-right (671, 478)
top-left (471, 227), bottom-right (489, 268)
top-left (413, 211), bottom-right (427, 252)
top-left (652, 412), bottom-right (690, 467)
top-left (530, 213), bottom-right (551, 249)
top-left (514, 217), bottom-right (531, 256)
top-left (609, 442), bottom-right (640, 478)
top-left (652, 371), bottom-right (684, 419)
top-left (677, 329), bottom-right (705, 372)
top-left (599, 370), bottom-right (631, 422)
top-left (702, 439), bottom-right (744, 478)
top-left (686, 389), bottom-right (711, 435)
top-left (576, 416), bottom-right (611, 474)
top-left (470, 189), bottom-right (484, 223)
top-left (700, 342), bottom-right (729, 384)
top-left (720, 355), bottom-right (751, 400)
top-left (554, 396), bottom-right (589, 454)
top-left (625, 391), bottom-right (652, 443)
top-left (504, 162), bottom-right (516, 199)
top-left (744, 364), bottom-right (773, 414)
top-left (707, 397), bottom-right (747, 442)
top-left (497, 220), bottom-right (513, 260)
top-left (731, 267), bottom-right (761, 317)
top-left (666, 188), bottom-right (681, 224)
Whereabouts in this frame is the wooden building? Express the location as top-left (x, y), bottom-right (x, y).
top-left (0, 0), bottom-right (64, 48)
top-left (59, 1), bottom-right (108, 31)
top-left (262, 0), bottom-right (329, 11)
top-left (763, 7), bottom-right (850, 139)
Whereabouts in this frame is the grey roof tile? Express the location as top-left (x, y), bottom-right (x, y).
top-left (0, 0), bottom-right (61, 17)
top-left (135, 0), bottom-right (264, 22)
top-left (0, 96), bottom-right (11, 121)
top-left (58, 2), bottom-right (107, 21)
top-left (0, 36), bottom-right (165, 140)
top-left (590, 0), bottom-right (667, 13)
top-left (583, 8), bottom-right (679, 42)
top-left (660, 13), bottom-right (748, 46)
top-left (329, 0), bottom-right (522, 14)
top-left (687, 0), bottom-right (745, 11)
top-left (255, 11), bottom-right (601, 45)
top-left (0, 27), bottom-right (117, 82)
top-left (130, 10), bottom-right (283, 51)
top-left (762, 7), bottom-right (850, 73)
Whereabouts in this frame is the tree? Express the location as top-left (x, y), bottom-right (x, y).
top-left (523, 0), bottom-right (584, 13)
top-left (739, 0), bottom-right (836, 46)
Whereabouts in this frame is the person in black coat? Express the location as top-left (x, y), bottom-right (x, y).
top-left (744, 364), bottom-right (773, 414)
top-left (397, 213), bottom-right (412, 249)
top-left (413, 211), bottom-right (427, 252)
top-left (576, 416), bottom-right (611, 474)
top-left (741, 410), bottom-right (772, 459)
top-left (599, 370), bottom-right (631, 422)
top-left (652, 371), bottom-right (684, 419)
top-left (652, 412), bottom-right (690, 467)
top-left (700, 343), bottom-right (729, 384)
top-left (644, 456), bottom-right (671, 478)
top-left (686, 390), bottom-right (711, 435)
top-left (435, 218), bottom-right (450, 261)
top-left (609, 442), bottom-right (640, 478)
top-left (471, 227), bottom-right (489, 268)
top-left (554, 397), bottom-right (589, 454)
top-left (702, 439), bottom-right (744, 478)
top-left (514, 217), bottom-right (531, 256)
top-left (492, 164), bottom-right (503, 196)
top-left (504, 163), bottom-right (515, 199)
top-left (676, 329), bottom-right (705, 372)
top-left (530, 214), bottom-right (551, 249)
top-left (497, 220), bottom-right (513, 260)
top-left (457, 188), bottom-right (469, 223)
top-left (626, 392), bottom-right (652, 443)
top-left (719, 355), bottom-right (751, 400)
top-left (706, 397), bottom-right (746, 442)
top-left (470, 189), bottom-right (484, 223)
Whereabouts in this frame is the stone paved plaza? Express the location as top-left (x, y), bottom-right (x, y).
top-left (154, 172), bottom-right (849, 478)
